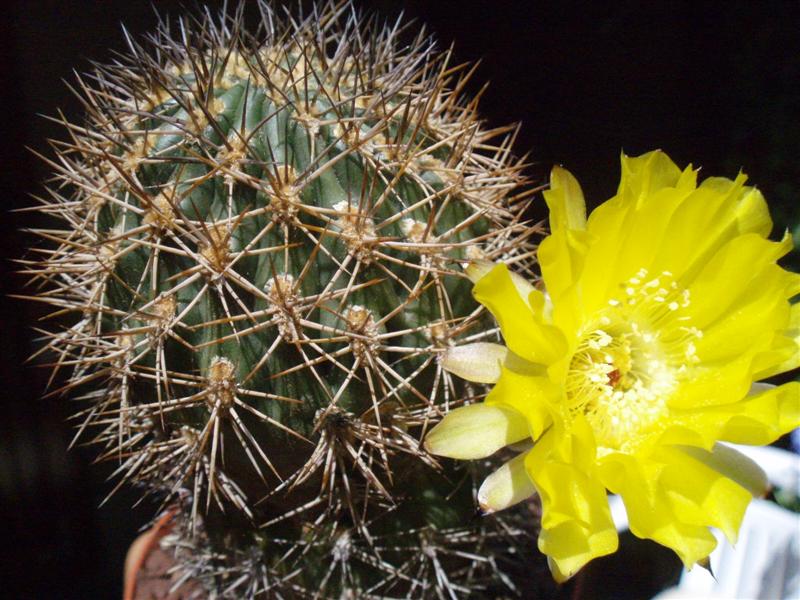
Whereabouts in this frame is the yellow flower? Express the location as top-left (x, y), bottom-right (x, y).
top-left (425, 151), bottom-right (800, 582)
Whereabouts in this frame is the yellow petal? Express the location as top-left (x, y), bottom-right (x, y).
top-left (657, 446), bottom-right (752, 545)
top-left (570, 200), bottom-right (634, 315)
top-left (473, 264), bottom-right (566, 365)
top-left (539, 166), bottom-right (589, 325)
top-left (575, 152), bottom-right (696, 316)
top-left (715, 381), bottom-right (800, 445)
top-left (685, 232), bottom-right (793, 329)
top-left (733, 185), bottom-right (772, 237)
top-left (618, 150), bottom-right (690, 202)
top-left (465, 260), bottom-right (536, 305)
top-left (544, 166), bottom-right (587, 233)
top-left (587, 190), bottom-right (685, 308)
top-left (693, 266), bottom-right (794, 367)
top-left (441, 342), bottom-right (508, 384)
top-left (478, 450), bottom-right (537, 514)
top-left (650, 173), bottom-right (771, 282)
top-left (676, 443), bottom-right (768, 499)
top-left (485, 365), bottom-right (558, 440)
top-left (424, 403), bottom-right (529, 460)
top-left (526, 421), bottom-right (618, 582)
top-left (669, 352), bottom-right (757, 411)
top-left (756, 301), bottom-right (800, 378)
top-left (668, 381), bottom-right (800, 448)
top-left (599, 453), bottom-right (718, 568)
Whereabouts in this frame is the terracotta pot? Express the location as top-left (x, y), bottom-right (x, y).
top-left (123, 507), bottom-right (206, 600)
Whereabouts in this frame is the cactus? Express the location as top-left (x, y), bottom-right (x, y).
top-left (23, 1), bottom-right (542, 596)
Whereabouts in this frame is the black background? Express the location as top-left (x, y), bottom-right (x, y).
top-left (1, 1), bottom-right (798, 598)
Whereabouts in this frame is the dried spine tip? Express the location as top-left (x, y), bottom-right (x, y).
top-left (332, 200), bottom-right (377, 262)
top-left (265, 273), bottom-right (296, 302)
top-left (199, 224), bottom-right (231, 272)
top-left (24, 0), bottom-right (541, 597)
top-left (122, 136), bottom-right (152, 172)
top-left (143, 191), bottom-right (176, 230)
top-left (344, 305), bottom-right (379, 359)
top-left (97, 238), bottom-right (119, 264)
top-left (148, 295), bottom-right (176, 323)
top-left (400, 218), bottom-right (429, 243)
top-left (465, 244), bottom-right (487, 261)
top-left (267, 164), bottom-right (300, 220)
top-left (427, 320), bottom-right (452, 347)
top-left (207, 357), bottom-right (237, 411)
top-left (267, 274), bottom-right (300, 340)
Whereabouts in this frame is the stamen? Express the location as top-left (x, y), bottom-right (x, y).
top-left (566, 269), bottom-right (702, 452)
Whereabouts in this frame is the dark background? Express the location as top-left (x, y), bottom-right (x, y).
top-left (1, 1), bottom-right (798, 598)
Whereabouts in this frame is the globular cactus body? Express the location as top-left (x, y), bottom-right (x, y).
top-left (25, 2), bottom-right (540, 596)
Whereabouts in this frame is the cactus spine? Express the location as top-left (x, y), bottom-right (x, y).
top-left (24, 1), bottom-right (540, 596)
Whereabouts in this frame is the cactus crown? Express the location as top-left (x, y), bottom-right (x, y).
top-left (24, 1), bottom-right (541, 596)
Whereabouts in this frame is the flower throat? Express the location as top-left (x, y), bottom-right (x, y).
top-left (565, 268), bottom-right (702, 451)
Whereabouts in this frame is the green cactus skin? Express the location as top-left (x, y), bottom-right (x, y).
top-left (24, 1), bottom-right (541, 596)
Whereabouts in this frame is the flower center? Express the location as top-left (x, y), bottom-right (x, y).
top-left (565, 269), bottom-right (702, 452)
